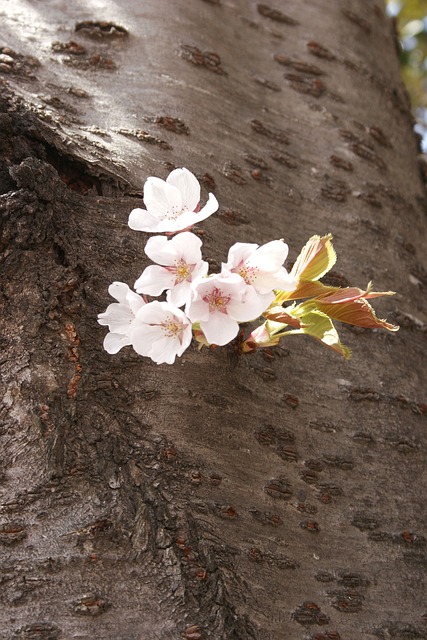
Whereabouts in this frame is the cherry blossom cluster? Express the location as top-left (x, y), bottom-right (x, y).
top-left (98, 167), bottom-right (295, 364)
top-left (98, 167), bottom-right (398, 365)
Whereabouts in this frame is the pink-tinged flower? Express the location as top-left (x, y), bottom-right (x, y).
top-left (98, 282), bottom-right (145, 354)
top-left (130, 301), bottom-right (192, 365)
top-left (128, 168), bottom-right (218, 233)
top-left (134, 232), bottom-right (208, 307)
top-left (222, 240), bottom-right (296, 298)
top-left (186, 273), bottom-right (268, 346)
top-left (242, 321), bottom-right (282, 353)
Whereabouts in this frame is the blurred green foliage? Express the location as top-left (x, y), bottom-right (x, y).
top-left (388, 0), bottom-right (427, 147)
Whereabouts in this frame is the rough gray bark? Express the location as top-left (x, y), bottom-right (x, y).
top-left (1, 1), bottom-right (426, 639)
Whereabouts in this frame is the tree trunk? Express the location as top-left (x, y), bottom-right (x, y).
top-left (1, 1), bottom-right (426, 639)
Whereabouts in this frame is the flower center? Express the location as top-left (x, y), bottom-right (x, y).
top-left (166, 259), bottom-right (194, 284)
top-left (166, 205), bottom-right (183, 220)
top-left (203, 287), bottom-right (230, 313)
top-left (175, 259), bottom-right (191, 282)
top-left (166, 202), bottom-right (193, 220)
top-left (162, 315), bottom-right (181, 337)
top-left (238, 265), bottom-right (258, 285)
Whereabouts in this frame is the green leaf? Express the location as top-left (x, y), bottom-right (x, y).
top-left (274, 280), bottom-right (395, 305)
top-left (263, 305), bottom-right (304, 328)
top-left (290, 234), bottom-right (337, 282)
top-left (274, 279), bottom-right (334, 304)
top-left (315, 282), bottom-right (396, 304)
top-left (279, 309), bottom-right (351, 359)
top-left (314, 298), bottom-right (399, 331)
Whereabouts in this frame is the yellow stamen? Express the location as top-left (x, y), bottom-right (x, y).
top-left (164, 321), bottom-right (180, 337)
top-left (176, 260), bottom-right (191, 281)
top-left (204, 287), bottom-right (230, 312)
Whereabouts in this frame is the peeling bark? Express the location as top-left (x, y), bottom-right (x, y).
top-left (0, 1), bottom-right (426, 639)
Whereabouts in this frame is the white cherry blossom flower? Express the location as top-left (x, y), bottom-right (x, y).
top-left (130, 301), bottom-right (192, 364)
top-left (222, 240), bottom-right (296, 296)
top-left (128, 168), bottom-right (218, 233)
top-left (98, 282), bottom-right (145, 354)
top-left (186, 273), bottom-right (268, 346)
top-left (134, 232), bottom-right (208, 307)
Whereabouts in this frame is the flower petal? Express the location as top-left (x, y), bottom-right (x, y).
top-left (169, 231), bottom-right (203, 263)
top-left (134, 300), bottom-right (169, 324)
top-left (147, 335), bottom-right (180, 364)
top-left (227, 286), bottom-right (273, 321)
top-left (144, 235), bottom-right (177, 265)
top-left (134, 300), bottom-right (190, 325)
top-left (126, 290), bottom-right (146, 315)
top-left (200, 311), bottom-right (239, 346)
top-left (193, 192), bottom-right (219, 222)
top-left (154, 213), bottom-right (192, 233)
top-left (107, 282), bottom-right (132, 304)
top-left (146, 322), bottom-right (192, 364)
top-left (225, 242), bottom-right (259, 271)
top-left (128, 208), bottom-right (159, 232)
top-left (247, 240), bottom-right (289, 273)
top-left (134, 265), bottom-right (175, 296)
top-left (192, 260), bottom-right (209, 280)
top-left (166, 280), bottom-right (193, 308)
top-left (164, 194), bottom-right (218, 231)
top-left (185, 295), bottom-right (209, 322)
top-left (253, 269), bottom-right (296, 294)
top-left (176, 324), bottom-right (193, 355)
top-left (166, 168), bottom-right (200, 212)
top-left (97, 302), bottom-right (134, 333)
top-left (144, 177), bottom-right (183, 219)
top-left (193, 273), bottom-right (245, 301)
top-left (103, 332), bottom-right (132, 354)
top-left (131, 323), bottom-right (164, 357)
